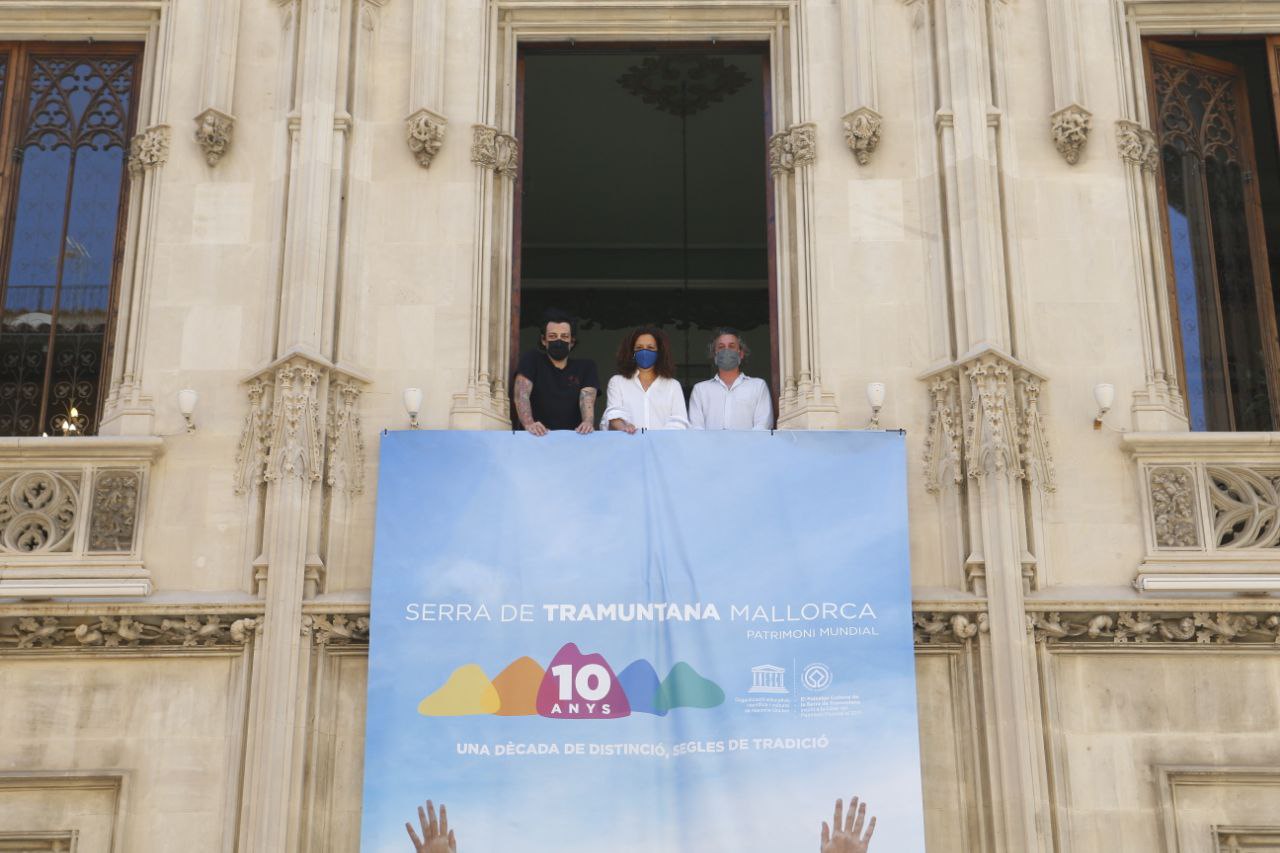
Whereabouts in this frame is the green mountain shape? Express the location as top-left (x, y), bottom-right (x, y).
top-left (654, 662), bottom-right (725, 712)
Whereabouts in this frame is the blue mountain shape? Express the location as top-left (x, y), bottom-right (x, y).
top-left (617, 659), bottom-right (666, 716)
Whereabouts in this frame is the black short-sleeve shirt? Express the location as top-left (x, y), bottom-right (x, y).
top-left (514, 350), bottom-right (600, 430)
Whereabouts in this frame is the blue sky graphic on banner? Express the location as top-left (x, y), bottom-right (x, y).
top-left (362, 430), bottom-right (925, 852)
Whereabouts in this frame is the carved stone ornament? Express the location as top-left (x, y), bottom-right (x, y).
top-left (234, 378), bottom-right (271, 495)
top-left (842, 108), bottom-right (882, 166)
top-left (407, 109), bottom-right (446, 168)
top-left (768, 123), bottom-right (817, 175)
top-left (0, 470), bottom-right (80, 554)
top-left (923, 373), bottom-right (962, 494)
top-left (913, 611), bottom-right (988, 646)
top-left (1207, 466), bottom-right (1280, 550)
top-left (266, 360), bottom-right (324, 484)
top-left (1050, 103), bottom-right (1091, 165)
top-left (1030, 610), bottom-right (1280, 646)
top-left (194, 108), bottom-right (234, 166)
top-left (326, 379), bottom-right (366, 497)
top-left (127, 124), bottom-right (171, 176)
top-left (87, 470), bottom-right (141, 553)
top-left (471, 124), bottom-right (518, 179)
top-left (1116, 119), bottom-right (1159, 172)
top-left (1148, 466), bottom-right (1200, 548)
top-left (960, 352), bottom-right (1056, 490)
top-left (302, 613), bottom-right (370, 646)
top-left (0, 613), bottom-right (262, 650)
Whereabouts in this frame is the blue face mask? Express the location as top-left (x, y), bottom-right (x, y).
top-left (633, 349), bottom-right (659, 369)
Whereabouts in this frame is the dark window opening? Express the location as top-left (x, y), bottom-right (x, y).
top-left (513, 45), bottom-right (774, 424)
top-left (1146, 38), bottom-right (1280, 431)
top-left (0, 44), bottom-right (140, 437)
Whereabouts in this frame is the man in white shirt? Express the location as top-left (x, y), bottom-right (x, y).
top-left (688, 327), bottom-right (774, 430)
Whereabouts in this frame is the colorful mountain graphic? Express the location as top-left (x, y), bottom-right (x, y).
top-left (655, 661), bottom-right (725, 711)
top-left (535, 643), bottom-right (630, 719)
top-left (617, 659), bottom-right (666, 716)
top-left (417, 642), bottom-right (724, 719)
top-left (492, 656), bottom-right (544, 716)
top-left (418, 663), bottom-right (501, 716)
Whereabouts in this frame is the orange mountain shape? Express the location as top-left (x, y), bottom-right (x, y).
top-left (418, 663), bottom-right (501, 716)
top-left (492, 656), bottom-right (545, 716)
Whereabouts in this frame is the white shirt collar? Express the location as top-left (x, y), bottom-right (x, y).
top-left (713, 372), bottom-right (748, 390)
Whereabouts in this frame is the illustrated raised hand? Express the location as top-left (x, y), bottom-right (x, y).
top-left (406, 800), bottom-right (456, 852)
top-left (820, 796), bottom-right (876, 853)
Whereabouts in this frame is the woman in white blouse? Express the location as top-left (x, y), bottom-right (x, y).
top-left (603, 326), bottom-right (689, 432)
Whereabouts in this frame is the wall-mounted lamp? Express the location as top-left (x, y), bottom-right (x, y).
top-left (866, 382), bottom-right (886, 429)
top-left (177, 388), bottom-right (199, 433)
top-left (403, 387), bottom-right (423, 429)
top-left (1092, 383), bottom-right (1115, 431)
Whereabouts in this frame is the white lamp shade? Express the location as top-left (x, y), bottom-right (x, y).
top-left (866, 382), bottom-right (886, 409)
top-left (403, 387), bottom-right (424, 416)
top-left (177, 388), bottom-right (199, 416)
top-left (1093, 382), bottom-right (1115, 413)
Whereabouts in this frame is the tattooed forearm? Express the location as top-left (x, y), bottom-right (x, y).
top-left (579, 387), bottom-right (597, 423)
top-left (514, 375), bottom-right (535, 427)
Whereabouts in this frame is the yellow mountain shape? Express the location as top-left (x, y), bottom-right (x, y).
top-left (418, 663), bottom-right (501, 716)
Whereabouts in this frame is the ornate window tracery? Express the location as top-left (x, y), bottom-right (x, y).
top-left (1146, 41), bottom-right (1280, 432)
top-left (0, 45), bottom-right (140, 437)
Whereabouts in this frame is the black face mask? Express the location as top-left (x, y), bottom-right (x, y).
top-left (546, 340), bottom-right (571, 360)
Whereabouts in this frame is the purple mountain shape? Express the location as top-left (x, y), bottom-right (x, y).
top-left (617, 659), bottom-right (666, 716)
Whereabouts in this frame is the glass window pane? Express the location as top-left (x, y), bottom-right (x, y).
top-left (0, 52), bottom-right (135, 435)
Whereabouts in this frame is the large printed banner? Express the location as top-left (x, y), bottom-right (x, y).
top-left (362, 430), bottom-right (926, 853)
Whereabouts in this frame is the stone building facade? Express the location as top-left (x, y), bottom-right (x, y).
top-left (0, 0), bottom-right (1278, 851)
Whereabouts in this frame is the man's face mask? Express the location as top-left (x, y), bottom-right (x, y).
top-left (714, 348), bottom-right (742, 370)
top-left (546, 340), bottom-right (571, 360)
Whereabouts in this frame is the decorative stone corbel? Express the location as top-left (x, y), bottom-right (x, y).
top-left (962, 350), bottom-right (1056, 490)
top-left (326, 376), bottom-right (366, 497)
top-left (1116, 119), bottom-right (1159, 172)
top-left (923, 371), bottom-right (962, 494)
top-left (768, 123), bottom-right (816, 175)
top-left (407, 108), bottom-right (446, 168)
top-left (234, 356), bottom-right (367, 497)
top-left (1050, 104), bottom-right (1091, 166)
top-left (471, 124), bottom-right (519, 179)
top-left (127, 125), bottom-right (170, 176)
top-left (923, 349), bottom-right (1055, 492)
top-left (194, 108), bottom-right (235, 166)
top-left (839, 0), bottom-right (882, 165)
top-left (193, 0), bottom-right (241, 166)
top-left (264, 359), bottom-right (324, 485)
top-left (406, 0), bottom-right (448, 167)
top-left (1045, 0), bottom-right (1091, 164)
top-left (842, 108), bottom-right (883, 166)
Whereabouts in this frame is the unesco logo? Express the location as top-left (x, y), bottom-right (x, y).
top-left (801, 662), bottom-right (832, 692)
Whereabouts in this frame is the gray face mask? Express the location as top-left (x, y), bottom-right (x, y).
top-left (714, 348), bottom-right (742, 370)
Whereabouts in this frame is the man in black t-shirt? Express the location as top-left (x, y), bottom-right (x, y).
top-left (512, 309), bottom-right (599, 435)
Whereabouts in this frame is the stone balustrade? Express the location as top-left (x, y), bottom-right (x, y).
top-left (1124, 433), bottom-right (1280, 582)
top-left (0, 436), bottom-right (163, 599)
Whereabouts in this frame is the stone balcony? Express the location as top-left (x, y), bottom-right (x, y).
top-left (0, 436), bottom-right (163, 599)
top-left (1124, 433), bottom-right (1280, 590)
